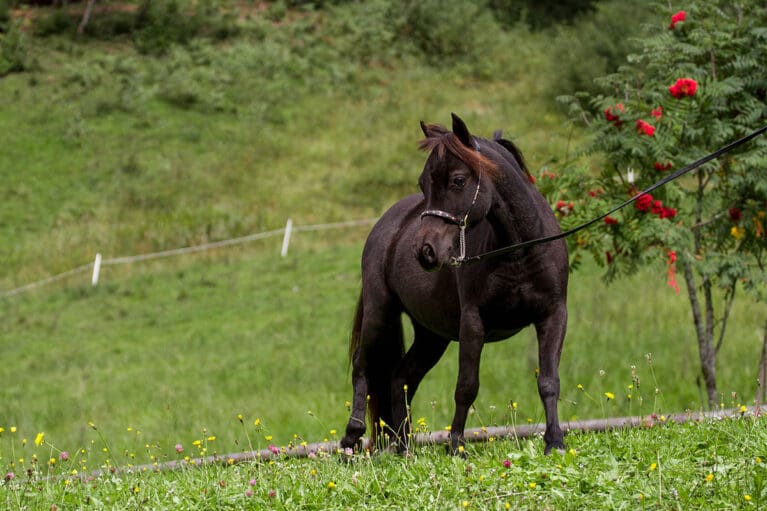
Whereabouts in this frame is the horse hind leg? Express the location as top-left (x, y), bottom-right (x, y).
top-left (535, 303), bottom-right (567, 454)
top-left (389, 323), bottom-right (450, 453)
top-left (340, 296), bottom-right (404, 452)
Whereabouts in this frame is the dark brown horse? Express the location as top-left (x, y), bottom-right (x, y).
top-left (341, 114), bottom-right (568, 455)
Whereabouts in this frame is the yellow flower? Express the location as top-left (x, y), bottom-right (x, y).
top-left (705, 473), bottom-right (714, 483)
top-left (511, 402), bottom-right (518, 410)
top-left (745, 495), bottom-right (752, 502)
top-left (462, 500), bottom-right (469, 508)
top-left (505, 503), bottom-right (511, 510)
top-left (731, 226), bottom-right (745, 240)
top-left (35, 432), bottom-right (45, 446)
top-left (756, 456), bottom-right (762, 464)
top-left (604, 392), bottom-right (615, 400)
top-left (379, 419), bottom-right (386, 429)
top-left (577, 384), bottom-right (584, 391)
top-left (328, 481), bottom-right (336, 490)
top-left (739, 405), bottom-right (747, 414)
top-left (207, 436), bottom-right (216, 442)
top-left (265, 435), bottom-right (273, 441)
top-left (10, 426), bottom-right (17, 433)
top-left (192, 440), bottom-right (202, 447)
top-left (649, 463), bottom-right (657, 471)
top-left (529, 482), bottom-right (537, 489)
top-left (0, 427), bottom-right (4, 434)
top-left (329, 429), bottom-right (337, 436)
top-left (254, 418), bottom-right (261, 427)
top-left (237, 414), bottom-right (243, 423)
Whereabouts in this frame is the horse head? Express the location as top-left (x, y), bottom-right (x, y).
top-left (415, 113), bottom-right (498, 271)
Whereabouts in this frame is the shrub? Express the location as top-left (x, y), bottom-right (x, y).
top-left (0, 20), bottom-right (27, 75)
top-left (555, 0), bottom-right (767, 408)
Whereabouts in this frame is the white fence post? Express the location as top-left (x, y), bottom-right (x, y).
top-left (91, 253), bottom-right (102, 286)
top-left (281, 219), bottom-right (293, 257)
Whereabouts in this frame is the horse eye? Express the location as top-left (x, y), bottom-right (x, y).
top-left (453, 176), bottom-right (467, 188)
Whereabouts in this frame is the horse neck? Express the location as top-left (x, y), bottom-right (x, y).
top-left (486, 171), bottom-right (549, 245)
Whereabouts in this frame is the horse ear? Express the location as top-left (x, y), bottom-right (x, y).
top-left (420, 121), bottom-right (429, 137)
top-left (451, 113), bottom-right (473, 148)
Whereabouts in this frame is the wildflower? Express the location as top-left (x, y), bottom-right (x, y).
top-left (268, 445), bottom-right (280, 455)
top-left (265, 435), bottom-right (273, 441)
top-left (669, 78), bottom-right (697, 98)
top-left (35, 432), bottom-right (45, 447)
top-left (5, 472), bottom-right (14, 481)
top-left (745, 495), bottom-right (752, 502)
top-left (740, 405), bottom-right (748, 414)
top-left (660, 207), bottom-right (677, 219)
top-left (604, 103), bottom-right (625, 126)
top-left (649, 463), bottom-right (657, 471)
top-left (756, 456), bottom-right (762, 464)
top-left (731, 226), bottom-right (745, 240)
top-left (669, 10), bottom-right (686, 30)
top-left (654, 161), bottom-right (673, 171)
top-left (635, 193), bottom-right (653, 212)
top-left (175, 444), bottom-right (183, 454)
top-left (328, 481), bottom-right (336, 490)
top-left (667, 251), bottom-right (680, 293)
top-left (729, 207), bottom-right (742, 222)
top-left (505, 503), bottom-right (511, 510)
top-left (705, 473), bottom-right (714, 483)
top-left (268, 490), bottom-right (277, 498)
top-left (528, 482), bottom-right (537, 489)
top-left (650, 106), bottom-right (663, 121)
top-left (503, 459), bottom-right (511, 468)
top-left (636, 119), bottom-right (655, 136)
top-left (207, 436), bottom-right (216, 442)
top-left (605, 392), bottom-right (615, 400)
top-left (462, 500), bottom-right (469, 508)
top-left (604, 216), bottom-right (618, 225)
top-left (329, 429), bottom-right (337, 436)
top-left (59, 451), bottom-right (69, 461)
top-left (245, 489), bottom-right (253, 498)
top-left (555, 200), bottom-right (574, 216)
top-left (192, 440), bottom-right (202, 447)
top-left (10, 427), bottom-right (17, 433)
top-left (254, 419), bottom-right (261, 427)
top-left (237, 414), bottom-right (244, 423)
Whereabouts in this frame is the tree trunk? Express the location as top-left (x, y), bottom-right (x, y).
top-left (758, 317), bottom-right (767, 406)
top-left (682, 261), bottom-right (718, 409)
top-left (77, 0), bottom-right (96, 35)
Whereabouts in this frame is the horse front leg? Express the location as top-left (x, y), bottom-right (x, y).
top-left (535, 303), bottom-right (567, 454)
top-left (449, 310), bottom-right (484, 455)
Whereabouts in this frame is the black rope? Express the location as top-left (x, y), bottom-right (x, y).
top-left (461, 125), bottom-right (767, 265)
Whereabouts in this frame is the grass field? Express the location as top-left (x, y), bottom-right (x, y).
top-left (1, 3), bottom-right (765, 508)
top-left (3, 410), bottom-right (766, 510)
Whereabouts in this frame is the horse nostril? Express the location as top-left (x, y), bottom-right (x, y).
top-left (421, 244), bottom-right (436, 263)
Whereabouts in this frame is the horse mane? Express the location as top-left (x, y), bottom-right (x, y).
top-left (492, 130), bottom-right (535, 184)
top-left (418, 123), bottom-right (501, 180)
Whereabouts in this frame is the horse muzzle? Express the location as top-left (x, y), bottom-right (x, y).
top-left (415, 218), bottom-right (457, 272)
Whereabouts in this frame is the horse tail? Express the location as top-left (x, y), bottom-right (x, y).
top-left (348, 292), bottom-right (364, 366)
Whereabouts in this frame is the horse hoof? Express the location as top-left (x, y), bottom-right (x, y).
top-left (544, 441), bottom-right (566, 455)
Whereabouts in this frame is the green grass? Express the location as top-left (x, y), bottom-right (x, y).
top-left (3, 412), bottom-right (766, 510)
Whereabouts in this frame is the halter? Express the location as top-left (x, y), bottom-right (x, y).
top-left (420, 140), bottom-right (483, 266)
